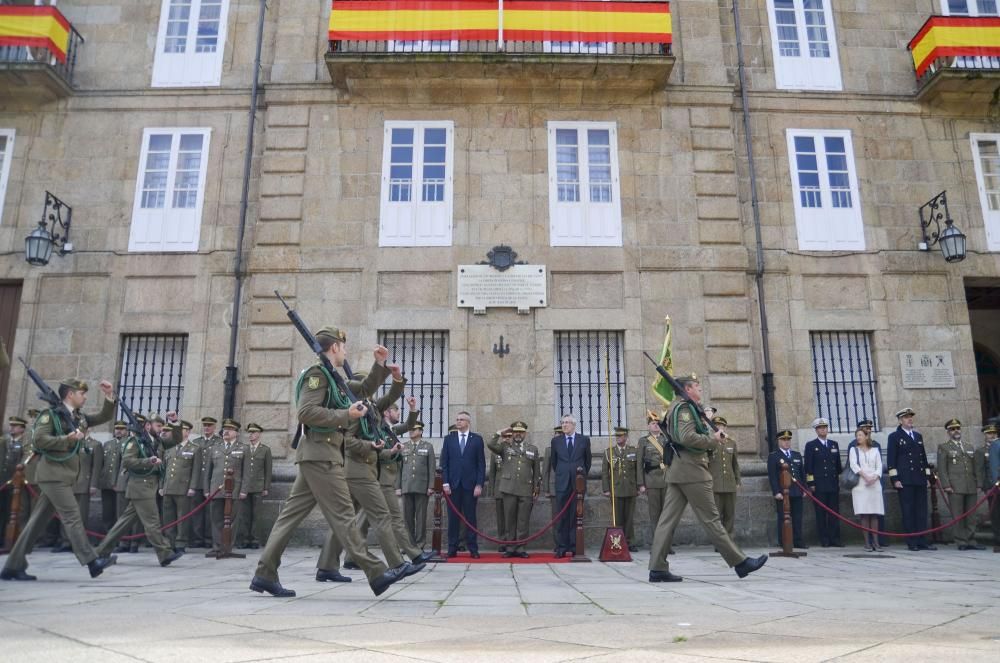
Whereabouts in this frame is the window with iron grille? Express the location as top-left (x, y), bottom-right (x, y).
top-left (377, 331), bottom-right (449, 438)
top-left (810, 331), bottom-right (879, 433)
top-left (118, 335), bottom-right (188, 418)
top-left (554, 331), bottom-right (626, 437)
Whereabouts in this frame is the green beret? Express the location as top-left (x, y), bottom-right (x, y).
top-left (60, 378), bottom-right (88, 392)
top-left (315, 327), bottom-right (347, 343)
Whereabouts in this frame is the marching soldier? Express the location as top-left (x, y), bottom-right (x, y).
top-left (0, 415), bottom-right (28, 547)
top-left (601, 425), bottom-right (641, 551)
top-left (488, 429), bottom-right (508, 552)
top-left (399, 421), bottom-right (435, 548)
top-left (887, 407), bottom-right (935, 551)
top-left (96, 421), bottom-right (127, 533)
top-left (189, 416), bottom-right (221, 548)
top-left (648, 374), bottom-right (766, 582)
top-left (238, 422), bottom-right (272, 549)
top-left (804, 418), bottom-right (843, 547)
top-left (113, 416), bottom-right (144, 553)
top-left (53, 420), bottom-right (101, 552)
top-left (2, 379), bottom-right (119, 581)
top-left (488, 422), bottom-right (541, 558)
top-left (204, 418), bottom-right (250, 553)
top-left (767, 429), bottom-right (806, 548)
top-left (160, 420), bottom-right (201, 553)
top-left (638, 412), bottom-right (669, 548)
top-left (708, 415), bottom-right (741, 537)
top-left (373, 399), bottom-right (423, 554)
top-left (936, 419), bottom-right (985, 550)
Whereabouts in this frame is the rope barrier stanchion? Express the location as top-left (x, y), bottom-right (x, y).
top-left (441, 487), bottom-right (576, 548)
top-left (208, 469), bottom-right (245, 560)
top-left (572, 467), bottom-right (590, 562)
top-left (1, 464), bottom-right (25, 554)
top-left (430, 468), bottom-right (446, 562)
top-left (772, 460), bottom-right (805, 559)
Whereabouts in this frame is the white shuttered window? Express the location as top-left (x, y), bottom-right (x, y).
top-left (971, 133), bottom-right (1000, 251)
top-left (0, 129), bottom-right (13, 225)
top-left (152, 0), bottom-right (230, 87)
top-left (766, 0), bottom-right (842, 91)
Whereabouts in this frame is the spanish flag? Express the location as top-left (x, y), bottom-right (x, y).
top-left (329, 0), bottom-right (500, 41)
top-left (504, 1), bottom-right (671, 44)
top-left (909, 16), bottom-right (1000, 78)
top-left (0, 6), bottom-right (71, 64)
top-left (651, 315), bottom-right (674, 406)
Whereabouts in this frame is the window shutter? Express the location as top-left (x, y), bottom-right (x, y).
top-left (0, 129), bottom-right (14, 225)
top-left (152, 0), bottom-right (231, 88)
top-left (971, 135), bottom-right (1000, 251)
top-left (768, 0), bottom-right (842, 91)
top-left (548, 123), bottom-right (622, 247)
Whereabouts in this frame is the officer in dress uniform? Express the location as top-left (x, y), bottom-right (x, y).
top-left (602, 425), bottom-right (642, 551)
top-left (238, 422), bottom-right (272, 549)
top-left (189, 416), bottom-right (221, 548)
top-left (53, 420), bottom-right (101, 552)
top-left (399, 421), bottom-right (435, 548)
top-left (0, 415), bottom-right (28, 547)
top-left (160, 420), bottom-right (201, 553)
top-left (204, 418), bottom-right (250, 552)
top-left (767, 429), bottom-right (806, 548)
top-left (936, 419), bottom-right (985, 550)
top-left (804, 418), bottom-right (843, 547)
top-left (488, 421), bottom-right (541, 558)
top-left (638, 411), bottom-right (669, 548)
top-left (708, 415), bottom-right (741, 537)
top-left (887, 407), bottom-right (936, 551)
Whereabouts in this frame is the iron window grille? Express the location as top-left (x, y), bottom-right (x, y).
top-left (117, 334), bottom-right (188, 418)
top-left (810, 331), bottom-right (879, 433)
top-left (554, 331), bottom-right (626, 437)
top-left (377, 331), bottom-right (449, 438)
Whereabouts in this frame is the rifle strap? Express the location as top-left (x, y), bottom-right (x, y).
top-left (33, 408), bottom-right (81, 463)
top-left (294, 364), bottom-right (378, 440)
top-left (669, 403), bottom-right (710, 455)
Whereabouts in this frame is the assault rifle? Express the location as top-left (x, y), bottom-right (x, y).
top-left (642, 351), bottom-right (721, 435)
top-left (19, 357), bottom-right (78, 434)
top-left (116, 396), bottom-right (160, 460)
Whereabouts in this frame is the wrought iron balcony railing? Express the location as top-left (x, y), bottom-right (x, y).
top-left (0, 2), bottom-right (83, 93)
top-left (909, 15), bottom-right (1000, 90)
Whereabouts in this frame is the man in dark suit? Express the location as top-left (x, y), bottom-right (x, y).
top-left (803, 417), bottom-right (844, 547)
top-left (767, 430), bottom-right (806, 548)
top-left (887, 407), bottom-right (935, 551)
top-left (440, 411), bottom-right (486, 557)
top-left (549, 413), bottom-right (592, 558)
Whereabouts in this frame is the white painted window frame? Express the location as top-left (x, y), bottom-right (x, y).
top-left (765, 0), bottom-right (843, 91)
top-left (0, 129), bottom-right (14, 226)
top-left (970, 133), bottom-right (1000, 251)
top-left (152, 0), bottom-right (231, 88)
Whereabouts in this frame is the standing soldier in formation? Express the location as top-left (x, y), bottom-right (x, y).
top-left (2, 378), bottom-right (119, 581)
top-left (708, 415), bottom-right (741, 537)
top-left (887, 407), bottom-right (935, 551)
top-left (96, 421), bottom-right (127, 534)
top-left (399, 421), bottom-right (435, 548)
top-left (53, 420), bottom-right (101, 552)
top-left (0, 415), bottom-right (28, 547)
top-left (160, 420), bottom-right (201, 554)
top-left (189, 416), bottom-right (221, 548)
top-left (96, 415), bottom-right (183, 567)
top-left (238, 422), bottom-right (272, 549)
top-left (204, 418), bottom-right (250, 553)
top-left (647, 374), bottom-right (766, 582)
top-left (936, 419), bottom-right (985, 550)
top-left (767, 429), bottom-right (806, 548)
top-left (804, 418), bottom-right (843, 547)
top-left (488, 422), bottom-right (541, 558)
top-left (488, 429), bottom-right (508, 552)
top-left (601, 425), bottom-right (641, 551)
top-left (638, 412), bottom-right (669, 548)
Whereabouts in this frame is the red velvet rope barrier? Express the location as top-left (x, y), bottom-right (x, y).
top-left (442, 491), bottom-right (577, 545)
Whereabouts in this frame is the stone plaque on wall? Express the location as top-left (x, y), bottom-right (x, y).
top-left (457, 265), bottom-right (547, 314)
top-left (900, 351), bottom-right (956, 389)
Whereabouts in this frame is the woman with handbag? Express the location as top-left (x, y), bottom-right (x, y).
top-left (849, 427), bottom-right (885, 551)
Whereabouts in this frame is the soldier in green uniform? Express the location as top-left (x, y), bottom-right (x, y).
top-left (1, 379), bottom-right (119, 581)
top-left (238, 422), bottom-right (272, 549)
top-left (0, 415), bottom-right (28, 547)
top-left (96, 421), bottom-right (126, 533)
top-left (638, 412), bottom-right (668, 548)
top-left (602, 425), bottom-right (641, 550)
top-left (95, 415), bottom-right (183, 567)
top-left (399, 421), bottom-right (435, 548)
top-left (160, 420), bottom-right (201, 553)
top-left (251, 330), bottom-right (422, 597)
top-left (708, 415), bottom-right (741, 536)
top-left (189, 416), bottom-right (221, 548)
top-left (204, 418), bottom-right (250, 552)
top-left (648, 374), bottom-right (767, 582)
top-left (488, 422), bottom-right (541, 558)
top-left (936, 419), bottom-right (986, 550)
top-left (53, 420), bottom-right (101, 552)
top-left (488, 429), bottom-right (508, 552)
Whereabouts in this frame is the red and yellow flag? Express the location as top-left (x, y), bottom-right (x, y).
top-left (504, 1), bottom-right (671, 44)
top-left (329, 0), bottom-right (499, 41)
top-left (0, 6), bottom-right (71, 63)
top-left (909, 16), bottom-right (1000, 78)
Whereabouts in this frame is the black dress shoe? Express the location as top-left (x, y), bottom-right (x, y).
top-left (316, 569), bottom-right (352, 583)
top-left (173, 547), bottom-right (186, 554)
top-left (734, 554), bottom-right (768, 579)
top-left (649, 570), bottom-right (683, 583)
top-left (498, 545), bottom-right (507, 553)
top-left (517, 551), bottom-right (529, 558)
top-left (51, 543), bottom-right (73, 553)
top-left (128, 545), bottom-right (139, 553)
top-left (250, 575), bottom-right (296, 597)
top-left (918, 544), bottom-right (938, 551)
top-left (794, 543), bottom-right (809, 549)
top-left (502, 550), bottom-right (515, 558)
top-left (1, 568), bottom-right (37, 581)
top-left (446, 550), bottom-right (458, 558)
top-left (554, 549), bottom-right (566, 559)
top-left (628, 545), bottom-right (638, 552)
top-left (369, 562), bottom-right (420, 597)
top-left (250, 543), bottom-right (260, 549)
top-left (470, 551), bottom-right (481, 559)
top-left (412, 551), bottom-right (435, 565)
top-left (668, 547), bottom-right (676, 555)
top-left (830, 543), bottom-right (845, 548)
top-left (160, 550), bottom-right (184, 567)
top-left (907, 545), bottom-right (920, 551)
top-left (113, 544), bottom-right (130, 554)
top-left (88, 555), bottom-right (117, 578)
top-left (343, 560), bottom-right (361, 570)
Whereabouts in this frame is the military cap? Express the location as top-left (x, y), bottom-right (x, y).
top-left (646, 410), bottom-right (661, 423)
top-left (201, 416), bottom-right (218, 425)
top-left (27, 408), bottom-right (40, 419)
top-left (8, 415), bottom-right (27, 426)
top-left (983, 424), bottom-right (998, 435)
top-left (412, 421), bottom-right (424, 431)
top-left (675, 373), bottom-right (699, 386)
top-left (857, 419), bottom-right (874, 429)
top-left (811, 417), bottom-right (830, 429)
top-left (135, 414), bottom-right (147, 424)
top-left (895, 407), bottom-right (915, 419)
top-left (180, 420), bottom-right (193, 430)
top-left (511, 421), bottom-right (528, 432)
top-left (315, 326), bottom-right (347, 343)
top-left (113, 420), bottom-right (128, 430)
top-left (553, 425), bottom-right (562, 433)
top-left (777, 429), bottom-right (793, 440)
top-left (60, 378), bottom-right (88, 392)
top-left (222, 418), bottom-right (240, 431)
top-left (613, 425), bottom-right (629, 435)
top-left (448, 424), bottom-right (458, 432)
top-left (246, 422), bottom-right (263, 433)
top-left (944, 418), bottom-right (962, 430)
top-left (712, 415), bottom-right (728, 427)
top-left (148, 414), bottom-right (165, 425)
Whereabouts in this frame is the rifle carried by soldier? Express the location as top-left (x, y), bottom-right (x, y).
top-left (116, 396), bottom-right (160, 462)
top-left (19, 357), bottom-right (78, 435)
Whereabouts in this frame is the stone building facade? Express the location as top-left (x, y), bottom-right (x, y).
top-left (2, 1), bottom-right (999, 544)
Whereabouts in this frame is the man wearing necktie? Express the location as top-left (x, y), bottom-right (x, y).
top-left (887, 407), bottom-right (935, 551)
top-left (804, 417), bottom-right (843, 547)
top-left (767, 430), bottom-right (806, 548)
top-left (549, 414), bottom-right (592, 558)
top-left (440, 411), bottom-right (486, 557)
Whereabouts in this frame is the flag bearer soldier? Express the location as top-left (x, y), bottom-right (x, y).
top-left (189, 416), bottom-right (221, 548)
top-left (0, 415), bottom-right (28, 547)
top-left (399, 421), bottom-right (435, 548)
top-left (237, 422), bottom-right (272, 549)
top-left (767, 429), bottom-right (806, 548)
top-left (936, 419), bottom-right (985, 550)
top-left (53, 420), bottom-right (101, 552)
top-left (887, 407), bottom-right (936, 551)
top-left (804, 418), bottom-right (843, 547)
top-left (1, 379), bottom-right (119, 581)
top-left (601, 425), bottom-right (641, 551)
top-left (488, 422), bottom-right (541, 558)
top-left (160, 420), bottom-right (201, 553)
top-left (204, 418), bottom-right (250, 553)
top-left (708, 415), bottom-right (741, 537)
top-left (638, 412), bottom-right (669, 546)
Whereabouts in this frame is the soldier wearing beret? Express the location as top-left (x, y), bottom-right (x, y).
top-left (887, 407), bottom-right (936, 551)
top-left (0, 414), bottom-right (28, 547)
top-left (160, 420), bottom-right (201, 553)
top-left (399, 421), bottom-right (435, 549)
top-left (648, 374), bottom-right (766, 582)
top-left (237, 422), bottom-right (272, 549)
top-left (708, 415), bottom-right (741, 537)
top-left (936, 419), bottom-right (985, 550)
top-left (488, 421), bottom-right (541, 558)
top-left (53, 420), bottom-right (101, 552)
top-left (767, 429), bottom-right (806, 548)
top-left (204, 418), bottom-right (250, 553)
top-left (804, 417), bottom-right (843, 547)
top-left (602, 425), bottom-right (641, 551)
top-left (2, 379), bottom-right (119, 581)
top-left (638, 411), bottom-right (669, 548)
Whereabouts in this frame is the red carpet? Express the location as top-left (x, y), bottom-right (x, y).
top-left (444, 551), bottom-right (572, 564)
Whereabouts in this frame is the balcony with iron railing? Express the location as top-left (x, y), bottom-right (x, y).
top-left (0, 1), bottom-right (83, 101)
top-left (908, 15), bottom-right (1000, 105)
top-left (325, 0), bottom-right (675, 95)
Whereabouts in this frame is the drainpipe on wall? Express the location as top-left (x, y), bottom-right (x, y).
top-left (732, 0), bottom-right (778, 453)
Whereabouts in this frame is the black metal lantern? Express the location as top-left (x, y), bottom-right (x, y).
top-left (24, 225), bottom-right (55, 266)
top-left (24, 192), bottom-right (73, 267)
top-left (918, 190), bottom-right (966, 263)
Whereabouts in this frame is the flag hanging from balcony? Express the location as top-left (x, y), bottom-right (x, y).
top-left (909, 16), bottom-right (1000, 78)
top-left (651, 315), bottom-right (675, 406)
top-left (504, 1), bottom-right (671, 44)
top-left (329, 0), bottom-right (500, 41)
top-left (0, 6), bottom-right (70, 64)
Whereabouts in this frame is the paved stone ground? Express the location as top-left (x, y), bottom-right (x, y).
top-left (1, 545), bottom-right (998, 662)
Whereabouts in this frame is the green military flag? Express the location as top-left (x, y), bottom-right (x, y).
top-left (652, 315), bottom-right (674, 406)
